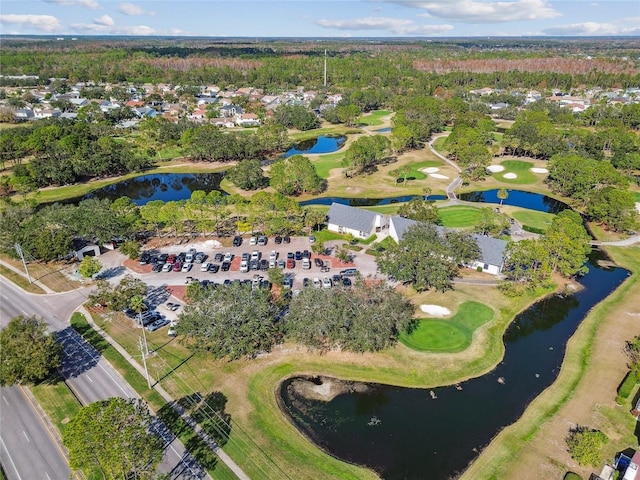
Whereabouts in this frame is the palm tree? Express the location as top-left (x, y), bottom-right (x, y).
top-left (497, 188), bottom-right (509, 206)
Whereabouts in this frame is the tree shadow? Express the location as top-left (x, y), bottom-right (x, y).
top-left (55, 327), bottom-right (102, 379)
top-left (95, 266), bottom-right (125, 280)
top-left (145, 284), bottom-right (171, 308)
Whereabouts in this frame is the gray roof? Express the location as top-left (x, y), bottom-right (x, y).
top-left (327, 203), bottom-right (379, 234)
top-left (389, 216), bottom-right (506, 268)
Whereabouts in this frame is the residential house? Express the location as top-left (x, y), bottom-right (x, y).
top-left (210, 117), bottom-right (236, 128)
top-left (33, 108), bottom-right (61, 119)
top-left (469, 87), bottom-right (494, 96)
top-left (69, 98), bottom-right (88, 108)
top-left (326, 203), bottom-right (388, 239)
top-left (72, 239), bottom-right (101, 261)
top-left (14, 108), bottom-right (35, 120)
top-left (189, 108), bottom-right (208, 122)
top-left (235, 113), bottom-right (260, 127)
top-left (125, 100), bottom-right (146, 108)
top-left (220, 104), bottom-right (243, 117)
top-left (388, 215), bottom-right (507, 275)
top-left (133, 106), bottom-right (158, 118)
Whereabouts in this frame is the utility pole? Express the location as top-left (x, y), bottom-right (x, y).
top-left (139, 337), bottom-right (151, 388)
top-left (323, 49), bottom-right (327, 88)
top-left (14, 244), bottom-right (32, 284)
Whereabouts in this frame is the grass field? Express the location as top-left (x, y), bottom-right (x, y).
top-left (0, 265), bottom-right (46, 294)
top-left (399, 160), bottom-right (444, 181)
top-left (400, 301), bottom-right (494, 352)
top-left (311, 152), bottom-right (346, 179)
top-left (357, 110), bottom-right (391, 126)
top-left (511, 209), bottom-right (555, 231)
top-left (492, 160), bottom-right (538, 185)
top-left (30, 377), bottom-right (81, 435)
top-left (632, 191), bottom-right (640, 202)
top-left (438, 205), bottom-right (483, 228)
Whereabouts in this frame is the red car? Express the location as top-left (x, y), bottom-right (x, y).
top-left (286, 258), bottom-right (295, 269)
top-left (166, 254), bottom-right (176, 264)
top-left (172, 262), bottom-right (182, 272)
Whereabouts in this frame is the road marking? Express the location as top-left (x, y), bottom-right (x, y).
top-left (0, 436), bottom-right (24, 480)
top-left (45, 472), bottom-right (51, 480)
top-left (2, 396), bottom-right (8, 405)
top-left (86, 375), bottom-right (93, 383)
top-left (22, 430), bottom-right (30, 443)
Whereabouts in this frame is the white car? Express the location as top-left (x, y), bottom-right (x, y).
top-left (269, 250), bottom-right (278, 261)
top-left (250, 250), bottom-right (260, 261)
top-left (223, 252), bottom-right (233, 263)
top-left (322, 276), bottom-right (332, 288)
top-left (200, 262), bottom-right (211, 272)
top-left (240, 260), bottom-right (249, 273)
top-left (312, 277), bottom-right (322, 288)
top-left (181, 263), bottom-right (192, 272)
top-left (162, 263), bottom-right (172, 272)
top-left (249, 236), bottom-right (258, 245)
top-left (302, 258), bottom-right (311, 270)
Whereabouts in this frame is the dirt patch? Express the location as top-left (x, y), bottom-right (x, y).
top-left (289, 376), bottom-right (370, 402)
top-left (123, 258), bottom-right (152, 274)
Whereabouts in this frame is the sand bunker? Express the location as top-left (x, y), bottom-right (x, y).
top-left (487, 165), bottom-right (505, 173)
top-left (420, 305), bottom-right (451, 317)
top-left (636, 202), bottom-right (640, 214)
top-left (430, 173), bottom-right (449, 179)
top-left (503, 173), bottom-right (518, 179)
top-left (421, 167), bottom-right (440, 174)
top-left (530, 167), bottom-right (549, 174)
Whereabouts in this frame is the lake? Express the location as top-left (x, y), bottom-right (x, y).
top-left (279, 250), bottom-right (628, 479)
top-left (459, 189), bottom-right (569, 214)
top-left (283, 135), bottom-right (346, 157)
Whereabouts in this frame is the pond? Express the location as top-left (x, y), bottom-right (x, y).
top-left (81, 173), bottom-right (225, 205)
top-left (300, 195), bottom-right (447, 207)
top-left (279, 250), bottom-right (629, 480)
top-left (376, 127), bottom-right (391, 133)
top-left (459, 189), bottom-right (569, 214)
top-left (283, 135), bottom-right (346, 158)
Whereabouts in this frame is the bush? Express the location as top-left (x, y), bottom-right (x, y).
top-left (616, 371), bottom-right (638, 405)
top-left (563, 473), bottom-right (582, 480)
top-left (566, 426), bottom-right (608, 467)
top-left (522, 224), bottom-right (546, 235)
top-left (477, 266), bottom-right (483, 272)
top-left (120, 240), bottom-right (140, 259)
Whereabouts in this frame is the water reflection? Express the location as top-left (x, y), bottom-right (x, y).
top-left (459, 189), bottom-right (568, 213)
top-left (283, 135), bottom-right (346, 158)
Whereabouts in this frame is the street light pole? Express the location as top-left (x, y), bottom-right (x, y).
top-left (14, 244), bottom-right (32, 284)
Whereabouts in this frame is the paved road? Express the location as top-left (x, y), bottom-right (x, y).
top-left (0, 386), bottom-right (71, 480)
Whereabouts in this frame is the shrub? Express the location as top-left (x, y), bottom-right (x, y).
top-left (563, 473), bottom-right (582, 480)
top-left (120, 240), bottom-right (140, 259)
top-left (477, 266), bottom-right (483, 272)
top-left (566, 426), bottom-right (608, 467)
top-left (522, 224), bottom-right (546, 235)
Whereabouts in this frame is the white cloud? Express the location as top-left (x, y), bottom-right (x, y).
top-left (117, 2), bottom-right (154, 16)
top-left (543, 19), bottom-right (640, 36)
top-left (316, 16), bottom-right (453, 35)
top-left (389, 0), bottom-right (561, 23)
top-left (43, 0), bottom-right (99, 9)
top-left (0, 14), bottom-right (62, 32)
top-left (71, 21), bottom-right (157, 35)
top-left (93, 14), bottom-right (114, 26)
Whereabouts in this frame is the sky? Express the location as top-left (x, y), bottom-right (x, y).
top-left (1, 0), bottom-right (639, 37)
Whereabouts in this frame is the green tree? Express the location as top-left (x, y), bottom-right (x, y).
top-left (269, 155), bottom-right (324, 196)
top-left (177, 282), bottom-right (279, 360)
top-left (474, 207), bottom-right (510, 236)
top-left (542, 210), bottom-right (591, 277)
top-left (64, 398), bottom-right (163, 480)
top-left (566, 427), bottom-right (608, 467)
top-left (501, 239), bottom-right (552, 291)
top-left (0, 316), bottom-right (62, 386)
top-left (397, 197), bottom-right (440, 224)
top-left (120, 240), bottom-right (141, 259)
top-left (226, 159), bottom-right (267, 190)
top-left (343, 135), bottom-right (391, 175)
top-left (497, 188), bottom-right (509, 206)
top-left (336, 103), bottom-right (362, 127)
top-left (587, 186), bottom-right (638, 232)
top-left (78, 256), bottom-right (102, 278)
top-left (130, 295), bottom-right (147, 327)
top-left (267, 267), bottom-right (284, 287)
top-left (89, 275), bottom-right (148, 311)
top-left (378, 223), bottom-right (479, 292)
top-left (334, 246), bottom-right (351, 264)
top-left (285, 279), bottom-right (414, 353)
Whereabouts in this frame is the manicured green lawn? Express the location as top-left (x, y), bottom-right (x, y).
top-left (511, 209), bottom-right (555, 231)
top-left (632, 191), bottom-right (640, 202)
top-left (399, 160), bottom-right (444, 181)
top-left (357, 110), bottom-right (391, 126)
top-left (438, 205), bottom-right (483, 228)
top-left (492, 160), bottom-right (538, 185)
top-left (312, 152), bottom-right (346, 178)
top-left (400, 301), bottom-right (494, 353)
top-left (30, 377), bottom-right (81, 435)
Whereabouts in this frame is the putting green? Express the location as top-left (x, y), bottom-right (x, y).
top-left (400, 301), bottom-right (494, 353)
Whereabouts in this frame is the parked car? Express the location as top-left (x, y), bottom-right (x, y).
top-left (259, 259), bottom-right (269, 271)
top-left (287, 252), bottom-right (294, 259)
top-left (149, 255), bottom-right (158, 264)
top-left (221, 261), bottom-right (231, 271)
top-left (314, 258), bottom-right (324, 267)
top-left (166, 302), bottom-right (180, 312)
top-left (177, 252), bottom-right (186, 263)
top-left (139, 252), bottom-right (151, 265)
top-left (312, 277), bottom-right (322, 288)
top-left (295, 251), bottom-right (303, 260)
top-left (223, 252), bottom-right (233, 263)
top-left (158, 253), bottom-right (168, 264)
top-left (342, 277), bottom-right (352, 287)
top-left (286, 258), bottom-right (295, 269)
top-left (162, 263), bottom-right (173, 272)
top-left (250, 250), bottom-right (261, 261)
top-left (249, 236), bottom-right (258, 245)
top-left (214, 253), bottom-right (223, 262)
top-left (340, 268), bottom-right (358, 277)
top-left (200, 262), bottom-right (211, 272)
top-left (208, 263), bottom-right (219, 273)
top-left (172, 262), bottom-right (182, 272)
top-left (240, 260), bottom-right (249, 273)
top-left (241, 252), bottom-right (250, 261)
top-left (152, 263), bottom-right (163, 272)
top-left (166, 254), bottom-right (176, 264)
top-left (283, 275), bottom-right (293, 289)
top-left (269, 259), bottom-right (277, 268)
top-left (302, 249), bottom-right (310, 259)
top-left (302, 258), bottom-right (311, 270)
top-left (257, 236), bottom-right (268, 246)
top-left (167, 324), bottom-right (178, 337)
top-left (283, 235), bottom-right (291, 244)
top-left (194, 252), bottom-right (206, 263)
top-left (277, 259), bottom-right (286, 269)
top-left (250, 260), bottom-right (259, 271)
top-left (303, 278), bottom-right (311, 288)
top-left (147, 317), bottom-right (170, 332)
top-left (322, 276), bottom-right (333, 288)
top-left (309, 235), bottom-right (316, 244)
top-left (181, 263), bottom-right (192, 272)
top-left (269, 250), bottom-right (278, 261)
top-left (274, 235), bottom-right (283, 244)
top-left (184, 252), bottom-right (194, 263)
top-left (233, 236), bottom-right (243, 247)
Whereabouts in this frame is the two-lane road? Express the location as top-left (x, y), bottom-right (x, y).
top-left (0, 386), bottom-right (71, 480)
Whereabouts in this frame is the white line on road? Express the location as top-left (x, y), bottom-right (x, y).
top-left (86, 375), bottom-right (93, 383)
top-left (0, 436), bottom-right (24, 480)
top-left (22, 431), bottom-right (30, 443)
top-left (2, 396), bottom-right (8, 405)
top-left (45, 472), bottom-right (51, 480)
